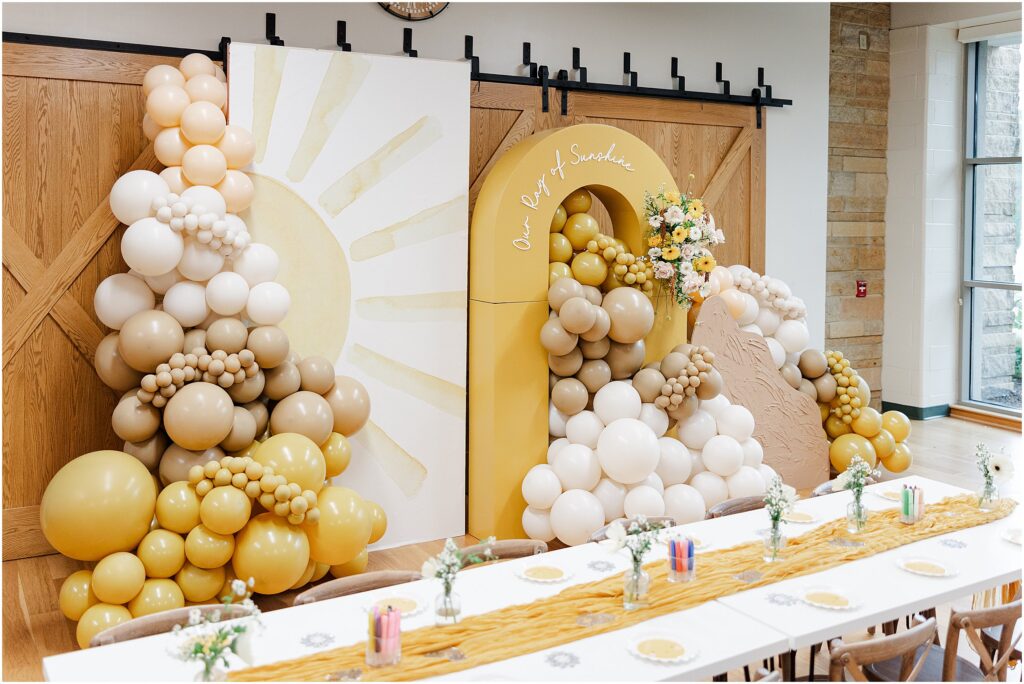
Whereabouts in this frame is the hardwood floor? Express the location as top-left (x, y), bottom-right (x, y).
top-left (3, 416), bottom-right (1019, 681)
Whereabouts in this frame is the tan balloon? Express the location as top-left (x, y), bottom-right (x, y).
top-left (813, 372), bottom-right (838, 403)
top-left (215, 170), bottom-right (254, 213)
top-left (92, 552), bottom-right (146, 604)
top-left (540, 318), bottom-right (579, 356)
top-left (780, 363), bottom-right (802, 390)
top-left (558, 297), bottom-right (596, 335)
top-left (128, 578), bottom-right (184, 618)
top-left (581, 285), bottom-right (603, 306)
top-left (633, 368), bottom-right (668, 403)
top-left (297, 356), bottom-right (336, 394)
top-left (216, 125), bottom-right (256, 169)
top-left (228, 370), bottom-right (265, 404)
top-left (137, 529), bottom-right (186, 578)
top-left (163, 383), bottom-right (234, 451)
top-left (118, 310), bottom-right (185, 372)
top-left (602, 287), bottom-right (655, 344)
top-left (176, 562), bottom-right (226, 603)
top-left (798, 378), bottom-right (818, 399)
top-left (221, 407), bottom-right (257, 452)
top-left (124, 432), bottom-right (169, 471)
top-left (247, 326), bottom-right (290, 368)
top-left (548, 278), bottom-right (585, 312)
top-left (270, 391), bottom-right (334, 445)
top-left (183, 328), bottom-right (207, 353)
top-left (200, 486), bottom-right (251, 535)
top-left (159, 444), bottom-right (224, 487)
top-left (182, 144), bottom-right (227, 186)
top-left (185, 524), bottom-right (235, 569)
top-left (232, 513), bottom-right (310, 595)
top-left (667, 394), bottom-right (699, 421)
top-left (576, 359), bottom-right (612, 394)
top-left (206, 317), bottom-right (248, 353)
top-left (146, 84), bottom-right (190, 127)
top-left (112, 395), bottom-right (162, 443)
top-left (59, 570), bottom-right (98, 621)
top-left (659, 352), bottom-right (689, 379)
top-left (244, 400), bottom-right (270, 437)
top-left (154, 127), bottom-right (191, 166)
top-left (95, 332), bottom-right (145, 391)
top-left (798, 349), bottom-right (829, 379)
top-left (695, 366), bottom-right (723, 400)
top-left (549, 347), bottom-right (584, 377)
top-left (580, 337), bottom-right (610, 360)
top-left (180, 53), bottom-right (217, 79)
top-left (580, 306), bottom-right (611, 342)
top-left (143, 64), bottom-right (186, 97)
top-left (551, 378), bottom-right (589, 415)
top-left (671, 343), bottom-right (695, 357)
top-left (606, 340), bottom-right (646, 380)
top-left (185, 74), bottom-right (227, 108)
top-left (324, 376), bottom-right (371, 437)
top-left (857, 375), bottom-right (872, 407)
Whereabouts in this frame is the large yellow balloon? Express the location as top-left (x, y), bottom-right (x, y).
top-left (155, 481), bottom-right (201, 534)
top-left (882, 442), bottom-right (912, 473)
top-left (311, 562), bottom-right (331, 582)
top-left (829, 433), bottom-right (878, 471)
top-left (41, 450), bottom-right (157, 561)
top-left (549, 233), bottom-right (573, 263)
top-left (562, 189), bottom-right (593, 215)
top-left (549, 262), bottom-right (572, 285)
top-left (232, 513), bottom-right (310, 594)
top-left (824, 414), bottom-right (853, 440)
top-left (253, 433), bottom-right (326, 493)
top-left (329, 548), bottom-right (368, 578)
top-left (128, 578), bottom-right (185, 617)
top-left (199, 485), bottom-right (252, 535)
top-left (303, 486), bottom-right (371, 566)
top-left (137, 529), bottom-right (186, 578)
top-left (289, 559), bottom-right (317, 590)
top-left (868, 428), bottom-right (896, 461)
top-left (570, 252), bottom-right (608, 287)
top-left (882, 411), bottom-right (912, 443)
top-left (321, 432), bottom-right (351, 478)
top-left (59, 570), bottom-right (98, 621)
top-left (175, 562), bottom-right (226, 603)
top-left (76, 604), bottom-right (132, 649)
top-left (185, 524), bottom-right (235, 569)
top-left (550, 205), bottom-right (567, 232)
top-left (366, 500), bottom-right (387, 544)
top-left (92, 552), bottom-right (146, 605)
top-left (851, 407), bottom-right (883, 438)
top-left (562, 213), bottom-right (599, 251)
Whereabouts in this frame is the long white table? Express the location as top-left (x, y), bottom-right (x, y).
top-left (43, 476), bottom-right (1022, 681)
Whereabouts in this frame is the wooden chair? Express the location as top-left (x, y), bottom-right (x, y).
top-left (293, 570), bottom-right (421, 606)
top-left (755, 668), bottom-right (782, 682)
top-left (812, 476), bottom-right (877, 497)
top-left (90, 604), bottom-right (252, 647)
top-left (458, 539), bottom-right (546, 560)
top-left (587, 516), bottom-right (676, 543)
top-left (706, 495), bottom-right (766, 519)
top-left (828, 616), bottom-right (937, 681)
top-left (865, 600), bottom-right (1022, 682)
top-left (981, 589), bottom-right (1022, 676)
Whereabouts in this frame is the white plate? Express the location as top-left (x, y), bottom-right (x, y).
top-left (517, 565), bottom-right (573, 583)
top-left (897, 557), bottom-right (956, 578)
top-left (872, 490), bottom-right (903, 502)
top-left (365, 594), bottom-right (425, 618)
top-left (802, 587), bottom-right (858, 611)
top-left (783, 511), bottom-right (817, 524)
top-left (628, 634), bottom-right (698, 664)
top-left (1002, 529), bottom-right (1022, 545)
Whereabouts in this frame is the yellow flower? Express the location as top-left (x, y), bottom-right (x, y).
top-left (648, 235), bottom-right (663, 247)
top-left (664, 191), bottom-right (681, 205)
top-left (671, 226), bottom-right (687, 242)
top-left (694, 255), bottom-right (716, 273)
top-left (661, 246), bottom-right (681, 261)
top-left (688, 199), bottom-right (705, 217)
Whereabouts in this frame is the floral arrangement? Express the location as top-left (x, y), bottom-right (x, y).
top-left (171, 578), bottom-right (260, 681)
top-left (602, 515), bottom-right (665, 573)
top-left (421, 537), bottom-right (497, 594)
top-left (763, 475), bottom-right (798, 523)
top-left (835, 455), bottom-right (879, 503)
top-left (642, 178), bottom-right (725, 309)
top-left (976, 443), bottom-right (1013, 505)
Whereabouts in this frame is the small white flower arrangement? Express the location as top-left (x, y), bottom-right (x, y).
top-left (835, 455), bottom-right (880, 501)
top-left (422, 537), bottom-right (496, 597)
top-left (170, 578), bottom-right (260, 681)
top-left (602, 515), bottom-right (665, 573)
top-left (976, 443), bottom-right (1014, 507)
top-left (763, 475), bottom-right (798, 524)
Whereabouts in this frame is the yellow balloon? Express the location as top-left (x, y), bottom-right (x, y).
top-left (303, 486), bottom-right (371, 566)
top-left (128, 578), bottom-right (184, 617)
top-left (311, 562), bottom-right (331, 582)
top-left (851, 407), bottom-right (882, 438)
top-left (882, 411), bottom-right (912, 443)
top-left (818, 402), bottom-right (830, 423)
top-left (562, 213), bottom-right (599, 251)
top-left (137, 529), bottom-right (186, 579)
top-left (76, 604), bottom-right (133, 649)
top-left (321, 432), bottom-right (351, 479)
top-left (329, 548), bottom-right (368, 578)
top-left (549, 262), bottom-right (572, 285)
top-left (253, 433), bottom-right (326, 493)
top-left (366, 500), bottom-right (387, 544)
top-left (59, 570), bottom-right (98, 621)
top-left (289, 559), bottom-right (317, 590)
top-left (175, 562), bottom-right (226, 603)
top-left (824, 414), bottom-right (852, 440)
top-left (869, 428), bottom-right (896, 461)
top-left (232, 513), bottom-right (309, 595)
top-left (562, 189), bottom-right (593, 215)
top-left (41, 450), bottom-right (157, 561)
top-left (571, 251), bottom-right (608, 287)
top-left (829, 433), bottom-right (878, 472)
top-left (92, 552), bottom-right (146, 605)
top-left (882, 442), bottom-right (912, 473)
top-left (549, 233), bottom-right (573, 263)
top-left (550, 205), bottom-right (567, 232)
top-left (185, 524), bottom-right (235, 569)
top-left (199, 486), bottom-right (252, 535)
top-left (155, 481), bottom-right (201, 534)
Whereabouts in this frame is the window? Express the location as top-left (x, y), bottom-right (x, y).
top-left (961, 38), bottom-right (1022, 414)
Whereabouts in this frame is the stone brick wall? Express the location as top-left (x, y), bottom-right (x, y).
top-left (826, 3), bottom-right (890, 409)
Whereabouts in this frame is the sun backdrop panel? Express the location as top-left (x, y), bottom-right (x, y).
top-left (227, 43), bottom-right (469, 548)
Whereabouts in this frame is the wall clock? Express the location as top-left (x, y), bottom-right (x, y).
top-left (379, 2), bottom-right (449, 21)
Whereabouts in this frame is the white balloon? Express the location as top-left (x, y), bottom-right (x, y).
top-left (549, 489), bottom-right (605, 546)
top-left (591, 477), bottom-right (626, 523)
top-left (786, 351), bottom-right (801, 366)
top-left (690, 471), bottom-right (729, 508)
top-left (94, 273), bottom-right (155, 329)
top-left (628, 472), bottom-right (664, 495)
top-left (121, 217), bottom-right (184, 277)
top-left (638, 403), bottom-right (669, 437)
top-left (737, 292), bottom-right (759, 325)
top-left (727, 465), bottom-right (766, 498)
top-left (774, 319), bottom-right (810, 354)
top-left (663, 484), bottom-right (706, 524)
top-left (754, 306), bottom-right (781, 336)
top-left (728, 264), bottom-right (752, 282)
top-left (177, 239), bottom-right (225, 281)
top-left (596, 418), bottom-right (660, 484)
top-left (180, 185), bottom-right (227, 218)
top-left (546, 437), bottom-right (569, 465)
top-left (741, 438), bottom-right (764, 467)
top-left (702, 435), bottom-right (744, 477)
top-left (623, 486), bottom-right (665, 518)
top-left (699, 394), bottom-right (731, 419)
top-left (522, 464), bottom-right (562, 509)
top-left (565, 410), bottom-right (604, 448)
top-left (593, 381), bottom-right (642, 424)
top-left (689, 449), bottom-right (706, 478)
top-left (548, 405), bottom-right (568, 438)
top-left (246, 282), bottom-right (290, 325)
top-left (740, 323), bottom-right (764, 336)
top-left (144, 268), bottom-right (183, 295)
top-left (655, 437), bottom-right (692, 486)
top-left (716, 405), bottom-right (755, 442)
top-left (205, 271), bottom-right (250, 315)
top-left (110, 170), bottom-right (169, 225)
top-left (551, 444), bottom-right (601, 491)
top-left (765, 337), bottom-right (786, 369)
top-left (758, 463), bottom-right (778, 483)
top-left (522, 506), bottom-right (555, 542)
top-left (232, 243), bottom-right (280, 286)
top-left (677, 409), bottom-right (717, 450)
top-left (162, 281), bottom-right (210, 327)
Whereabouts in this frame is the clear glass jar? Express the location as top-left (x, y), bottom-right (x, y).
top-left (847, 496), bottom-right (867, 534)
top-left (434, 589), bottom-right (461, 625)
top-left (623, 566), bottom-right (650, 610)
top-left (978, 482), bottom-right (999, 510)
top-left (763, 520), bottom-right (786, 562)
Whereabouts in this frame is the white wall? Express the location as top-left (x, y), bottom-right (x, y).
top-left (891, 2), bottom-right (1020, 29)
top-left (3, 2), bottom-right (831, 344)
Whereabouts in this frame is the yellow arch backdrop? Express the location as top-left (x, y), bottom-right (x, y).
top-left (469, 124), bottom-right (687, 538)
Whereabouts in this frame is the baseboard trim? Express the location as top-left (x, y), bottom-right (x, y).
top-left (949, 404), bottom-right (1022, 432)
top-left (2, 505), bottom-right (54, 561)
top-left (880, 401), bottom-right (950, 420)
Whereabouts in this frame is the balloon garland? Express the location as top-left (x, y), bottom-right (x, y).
top-left (42, 53), bottom-right (385, 649)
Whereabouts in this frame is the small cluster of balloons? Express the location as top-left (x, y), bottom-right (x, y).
top-left (44, 54), bottom-right (389, 649)
top-left (549, 189), bottom-right (656, 294)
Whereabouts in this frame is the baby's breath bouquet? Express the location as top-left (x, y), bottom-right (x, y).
top-left (763, 475), bottom-right (797, 561)
top-left (422, 537), bottom-right (496, 624)
top-left (171, 578), bottom-right (260, 681)
top-left (976, 442), bottom-right (1013, 509)
top-left (836, 455), bottom-right (880, 533)
top-left (602, 515), bottom-right (665, 609)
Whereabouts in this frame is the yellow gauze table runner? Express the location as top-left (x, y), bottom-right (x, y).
top-left (230, 495), bottom-right (1015, 681)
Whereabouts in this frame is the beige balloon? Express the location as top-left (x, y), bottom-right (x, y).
top-left (606, 340), bottom-right (646, 380)
top-left (580, 307), bottom-right (611, 342)
top-left (124, 432), bottom-right (169, 471)
top-left (163, 383), bottom-right (234, 451)
top-left (247, 326), bottom-right (290, 368)
top-left (551, 378), bottom-right (589, 415)
top-left (184, 74), bottom-right (227, 108)
top-left (297, 356), bottom-right (335, 394)
top-left (183, 329), bottom-right (207, 354)
top-left (270, 391), bottom-right (334, 445)
top-left (180, 101), bottom-right (225, 145)
top-left (221, 407), bottom-right (258, 452)
top-left (857, 375), bottom-right (872, 407)
top-left (324, 376), bottom-right (372, 437)
top-left (263, 363), bottom-right (301, 400)
top-left (581, 285), bottom-right (603, 306)
top-left (95, 333), bottom-right (144, 391)
top-left (158, 444), bottom-right (224, 486)
top-left (181, 144), bottom-right (227, 186)
top-left (798, 349), bottom-right (828, 379)
top-left (798, 378), bottom-right (818, 400)
top-left (143, 64), bottom-right (186, 97)
top-left (813, 372), bottom-right (838, 403)
top-left (695, 366), bottom-right (723, 400)
top-left (216, 125), bottom-right (256, 169)
top-left (244, 400), bottom-right (270, 437)
top-left (558, 297), bottom-right (597, 334)
top-left (118, 310), bottom-right (185, 373)
top-left (549, 373), bottom-right (559, 392)
top-left (112, 395), bottom-right (162, 443)
top-left (154, 127), bottom-right (191, 167)
top-left (146, 84), bottom-right (190, 127)
top-left (671, 343), bottom-right (695, 357)
top-left (215, 170), bottom-right (254, 214)
top-left (633, 368), bottom-right (667, 403)
top-left (228, 370), bottom-right (265, 404)
top-left (667, 394), bottom-right (699, 421)
top-left (206, 318), bottom-right (248, 354)
top-left (659, 352), bottom-right (689, 380)
top-left (580, 337), bottom-right (610, 360)
top-left (549, 347), bottom-right (584, 377)
top-left (576, 359), bottom-right (612, 393)
top-left (601, 287), bottom-right (655, 344)
top-left (547, 278), bottom-right (585, 312)
top-left (780, 362), bottom-right (802, 390)
top-left (539, 318), bottom-right (579, 356)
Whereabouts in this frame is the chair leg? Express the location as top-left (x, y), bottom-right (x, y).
top-left (809, 642), bottom-right (819, 680)
top-left (881, 619), bottom-right (899, 635)
top-left (713, 674), bottom-right (728, 682)
top-left (744, 665), bottom-right (751, 681)
top-left (781, 650), bottom-right (796, 681)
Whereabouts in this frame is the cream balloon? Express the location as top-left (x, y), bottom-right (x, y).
top-left (162, 281), bottom-right (210, 327)
top-left (182, 144), bottom-right (227, 186)
top-left (180, 185), bottom-right (227, 218)
top-left (564, 410), bottom-right (604, 449)
top-left (144, 268), bottom-right (184, 296)
top-left (655, 437), bottom-right (691, 486)
top-left (638, 403), bottom-right (669, 437)
top-left (551, 443), bottom-right (601, 491)
top-left (663, 483), bottom-right (706, 523)
top-left (185, 74), bottom-right (227, 108)
top-left (110, 170), bottom-right (170, 226)
top-left (548, 489), bottom-right (605, 546)
top-left (205, 272), bottom-right (250, 316)
top-left (154, 127), bottom-right (191, 167)
top-left (716, 405), bottom-right (755, 442)
top-left (93, 273), bottom-right (156, 330)
top-left (246, 282), bottom-right (291, 326)
top-left (216, 170), bottom-right (254, 213)
top-left (180, 101), bottom-right (226, 145)
top-left (143, 64), bottom-right (186, 96)
top-left (623, 486), bottom-right (665, 518)
top-left (217, 125), bottom-right (256, 169)
top-left (740, 438), bottom-right (764, 467)
top-left (765, 337), bottom-right (786, 369)
top-left (546, 437), bottom-right (569, 465)
top-left (726, 465), bottom-right (766, 498)
top-left (593, 381), bottom-right (642, 424)
top-left (521, 506), bottom-right (555, 542)
top-left (774, 319), bottom-right (810, 354)
top-left (160, 166), bottom-right (191, 194)
top-left (548, 404), bottom-right (568, 438)
top-left (232, 243), bottom-right (280, 286)
top-left (121, 217), bottom-right (184, 277)
top-left (591, 477), bottom-right (626, 522)
top-left (596, 418), bottom-right (660, 484)
top-left (521, 464), bottom-right (562, 509)
top-left (690, 471), bottom-right (729, 508)
top-left (147, 84), bottom-right (190, 127)
top-left (701, 435), bottom-right (745, 477)
top-left (677, 409), bottom-right (718, 450)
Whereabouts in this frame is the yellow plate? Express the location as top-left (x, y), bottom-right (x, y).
top-left (519, 565), bottom-right (570, 583)
top-left (629, 635), bottom-right (697, 664)
top-left (875, 490), bottom-right (902, 501)
top-left (803, 588), bottom-right (856, 610)
top-left (898, 558), bottom-right (954, 577)
top-left (783, 511), bottom-right (816, 524)
top-left (372, 596), bottom-right (422, 616)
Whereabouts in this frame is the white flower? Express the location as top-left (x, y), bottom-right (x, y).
top-left (680, 245), bottom-right (697, 261)
top-left (648, 214), bottom-right (664, 228)
top-left (601, 521), bottom-right (627, 551)
top-left (989, 451), bottom-right (1015, 484)
top-left (648, 247), bottom-right (662, 258)
top-left (232, 579), bottom-right (248, 597)
top-left (664, 205), bottom-right (685, 225)
top-left (421, 558), bottom-right (439, 579)
top-left (688, 226), bottom-right (702, 241)
top-left (187, 608), bottom-right (202, 626)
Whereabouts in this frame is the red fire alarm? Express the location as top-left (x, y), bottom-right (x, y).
top-left (856, 280), bottom-right (867, 298)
